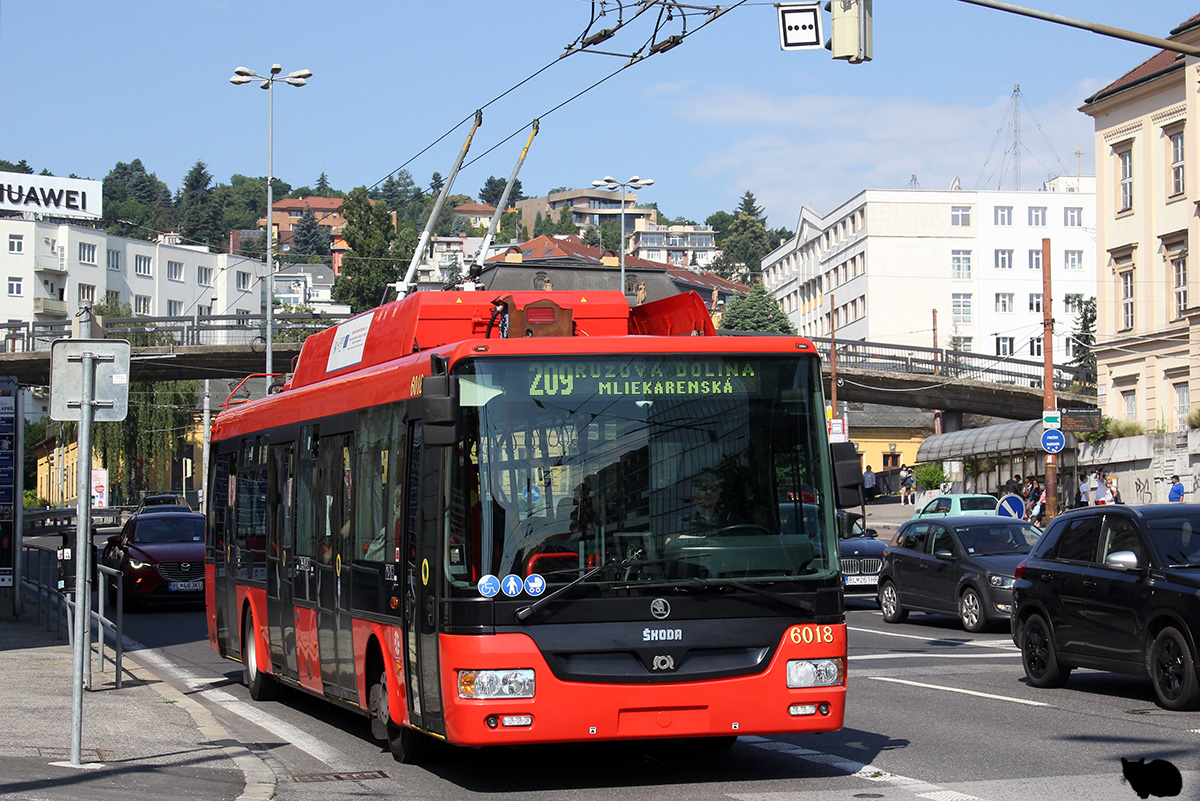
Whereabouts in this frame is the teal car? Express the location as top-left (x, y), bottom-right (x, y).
top-left (912, 493), bottom-right (999, 519)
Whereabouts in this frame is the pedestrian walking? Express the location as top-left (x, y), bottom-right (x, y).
top-left (1094, 471), bottom-right (1110, 505)
top-left (899, 464), bottom-right (915, 505)
top-left (1169, 475), bottom-right (1185, 503)
top-left (1077, 476), bottom-right (1090, 508)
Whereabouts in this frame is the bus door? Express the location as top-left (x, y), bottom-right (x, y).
top-left (209, 451), bottom-right (235, 654)
top-left (315, 432), bottom-right (358, 699)
top-left (266, 443), bottom-right (296, 677)
top-left (403, 425), bottom-right (445, 733)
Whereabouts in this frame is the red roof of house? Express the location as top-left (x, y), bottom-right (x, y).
top-left (272, 196), bottom-right (344, 211)
top-left (1083, 14), bottom-right (1200, 106)
top-left (455, 202), bottom-right (497, 214)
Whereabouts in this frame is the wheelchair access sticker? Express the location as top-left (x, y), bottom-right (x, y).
top-left (477, 575), bottom-right (500, 597)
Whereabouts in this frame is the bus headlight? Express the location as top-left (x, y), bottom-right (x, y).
top-left (458, 669), bottom-right (535, 699)
top-left (786, 658), bottom-right (844, 688)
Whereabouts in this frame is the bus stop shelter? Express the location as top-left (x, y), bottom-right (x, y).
top-left (915, 419), bottom-right (1079, 504)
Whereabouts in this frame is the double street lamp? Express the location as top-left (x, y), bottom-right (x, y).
top-left (591, 175), bottom-right (653, 298)
top-left (230, 63), bottom-right (311, 393)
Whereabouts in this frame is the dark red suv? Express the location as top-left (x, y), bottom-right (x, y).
top-left (103, 510), bottom-right (206, 607)
top-left (1011, 503), bottom-right (1200, 710)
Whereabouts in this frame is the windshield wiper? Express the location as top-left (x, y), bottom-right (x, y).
top-left (1167, 563), bottom-right (1200, 568)
top-left (677, 577), bottom-right (815, 614)
top-left (514, 553), bottom-right (710, 623)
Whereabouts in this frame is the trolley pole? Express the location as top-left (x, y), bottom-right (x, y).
top-left (1042, 238), bottom-right (1058, 519)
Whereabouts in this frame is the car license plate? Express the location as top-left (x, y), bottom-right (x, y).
top-left (844, 575), bottom-right (878, 586)
top-left (169, 581), bottom-right (203, 591)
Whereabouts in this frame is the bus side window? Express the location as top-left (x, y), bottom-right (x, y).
top-left (355, 406), bottom-right (391, 562)
top-left (296, 425), bottom-right (318, 561)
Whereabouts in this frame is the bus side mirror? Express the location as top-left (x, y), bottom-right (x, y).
top-left (415, 373), bottom-right (459, 447)
top-left (830, 442), bottom-right (864, 509)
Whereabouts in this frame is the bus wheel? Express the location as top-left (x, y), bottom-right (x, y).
top-left (243, 615), bottom-right (277, 702)
top-left (371, 668), bottom-right (430, 764)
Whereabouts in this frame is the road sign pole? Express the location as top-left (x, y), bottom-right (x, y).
top-left (70, 351), bottom-right (95, 766)
top-left (1041, 237), bottom-right (1057, 520)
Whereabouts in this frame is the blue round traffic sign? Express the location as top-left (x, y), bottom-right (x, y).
top-left (1041, 428), bottom-right (1065, 454)
top-left (997, 494), bottom-right (1025, 518)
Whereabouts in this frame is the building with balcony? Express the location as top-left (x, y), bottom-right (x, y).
top-left (454, 202), bottom-right (497, 230)
top-left (514, 188), bottom-right (658, 241)
top-left (1079, 13), bottom-right (1200, 433)
top-left (628, 224), bottom-right (718, 268)
top-left (760, 177), bottom-right (1097, 369)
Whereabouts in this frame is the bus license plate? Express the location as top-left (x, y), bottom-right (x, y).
top-left (169, 581), bottom-right (203, 591)
top-left (844, 575), bottom-right (877, 586)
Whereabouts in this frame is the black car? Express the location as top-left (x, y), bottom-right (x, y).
top-left (837, 509), bottom-right (886, 595)
top-left (877, 515), bottom-right (1041, 632)
top-left (1011, 503), bottom-right (1200, 710)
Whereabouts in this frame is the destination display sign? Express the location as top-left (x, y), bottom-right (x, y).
top-left (527, 359), bottom-right (762, 399)
top-left (1060, 408), bottom-right (1101, 433)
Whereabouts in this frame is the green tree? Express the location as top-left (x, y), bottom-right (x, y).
top-left (718, 281), bottom-right (796, 334)
top-left (377, 170), bottom-right (417, 211)
top-left (333, 187), bottom-right (408, 313)
top-left (705, 210), bottom-right (734, 244)
top-left (288, 205), bottom-right (331, 260)
top-left (533, 212), bottom-right (555, 237)
top-left (496, 211), bottom-right (520, 243)
top-left (581, 225), bottom-right (602, 247)
top-left (736, 190), bottom-right (766, 224)
top-left (22, 416), bottom-right (48, 492)
top-left (711, 212), bottom-right (772, 282)
top-left (914, 463), bottom-right (947, 491)
top-left (767, 225), bottom-right (795, 245)
top-left (177, 160), bottom-right (223, 250)
top-left (0, 159), bottom-right (34, 174)
top-left (1069, 296), bottom-right (1097, 376)
top-left (599, 219), bottom-right (621, 252)
top-left (103, 159), bottom-right (174, 240)
top-left (428, 172), bottom-right (445, 193)
top-left (478, 176), bottom-right (524, 207)
top-left (555, 205), bottom-right (577, 235)
top-left (314, 172), bottom-right (343, 197)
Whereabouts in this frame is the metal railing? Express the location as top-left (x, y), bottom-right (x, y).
top-left (1, 310), bottom-right (354, 353)
top-left (809, 336), bottom-right (1096, 394)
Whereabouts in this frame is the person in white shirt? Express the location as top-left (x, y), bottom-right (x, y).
top-left (862, 466), bottom-right (877, 503)
top-left (1094, 471), bottom-right (1110, 505)
top-left (1077, 477), bottom-right (1090, 508)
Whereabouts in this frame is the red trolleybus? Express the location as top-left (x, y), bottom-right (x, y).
top-left (206, 290), bottom-right (862, 762)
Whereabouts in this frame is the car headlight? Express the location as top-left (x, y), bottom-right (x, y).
top-left (988, 574), bottom-right (1015, 589)
top-left (458, 669), bottom-right (535, 699)
top-left (786, 658), bottom-right (844, 688)
top-left (128, 560), bottom-right (151, 570)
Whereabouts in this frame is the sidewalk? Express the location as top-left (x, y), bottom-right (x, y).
top-left (0, 608), bottom-right (256, 801)
top-left (859, 494), bottom-right (919, 543)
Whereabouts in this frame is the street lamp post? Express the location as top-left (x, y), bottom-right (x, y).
top-left (591, 175), bottom-right (653, 298)
top-left (230, 63), bottom-right (311, 394)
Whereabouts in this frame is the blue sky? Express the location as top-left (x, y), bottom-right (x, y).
top-left (1, 1), bottom-right (1193, 231)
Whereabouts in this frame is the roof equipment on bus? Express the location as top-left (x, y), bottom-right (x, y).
top-left (467, 120), bottom-right (540, 288)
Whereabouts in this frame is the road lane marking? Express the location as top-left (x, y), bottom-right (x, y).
top-left (848, 626), bottom-right (1017, 649)
top-left (742, 737), bottom-right (988, 801)
top-left (868, 676), bottom-right (1051, 706)
top-left (853, 652), bottom-right (1020, 660)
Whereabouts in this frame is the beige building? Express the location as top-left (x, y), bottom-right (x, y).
top-left (1079, 14), bottom-right (1200, 432)
top-left (514, 188), bottom-right (658, 241)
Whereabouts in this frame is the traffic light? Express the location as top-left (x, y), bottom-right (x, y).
top-left (824, 0), bottom-right (872, 63)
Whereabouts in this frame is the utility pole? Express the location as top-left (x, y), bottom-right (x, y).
top-left (932, 308), bottom-right (942, 435)
top-left (829, 293), bottom-right (838, 415)
top-left (1042, 238), bottom-right (1058, 519)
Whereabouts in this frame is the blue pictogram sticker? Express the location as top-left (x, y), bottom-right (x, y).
top-left (501, 574), bottom-right (524, 597)
top-left (524, 574), bottom-right (546, 596)
top-left (477, 575), bottom-right (500, 597)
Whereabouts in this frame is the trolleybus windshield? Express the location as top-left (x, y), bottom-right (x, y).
top-left (445, 354), bottom-right (836, 596)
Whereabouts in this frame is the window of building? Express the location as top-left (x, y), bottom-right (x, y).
top-left (1120, 270), bottom-right (1134, 330)
top-left (995, 336), bottom-right (1014, 356)
top-left (107, 250), bottom-right (121, 271)
top-left (236, 271), bottom-right (250, 291)
top-left (994, 206), bottom-right (1012, 226)
top-left (1028, 207), bottom-right (1046, 226)
top-left (1064, 207), bottom-right (1083, 227)
top-left (1169, 129), bottom-right (1185, 197)
top-left (7, 277), bottom-right (21, 296)
top-left (1064, 293), bottom-right (1084, 313)
top-left (994, 249), bottom-right (1013, 270)
top-left (950, 336), bottom-right (973, 352)
top-left (135, 255), bottom-right (152, 276)
top-left (105, 290), bottom-right (120, 305)
top-left (1028, 249), bottom-right (1042, 270)
top-left (8, 235), bottom-right (23, 254)
top-left (952, 293), bottom-right (972, 324)
top-left (1029, 293), bottom-right (1042, 313)
top-left (1117, 147), bottom-right (1134, 212)
top-left (1064, 250), bottom-right (1084, 271)
top-left (198, 266), bottom-right (213, 286)
top-left (995, 292), bottom-right (1014, 313)
top-left (168, 299), bottom-right (183, 316)
top-left (134, 295), bottom-right (151, 315)
top-left (1177, 383), bottom-right (1191, 432)
top-left (951, 206), bottom-right (971, 226)
top-left (289, 210), bottom-right (303, 217)
top-left (78, 283), bottom-right (95, 304)
top-left (198, 304), bottom-right (212, 317)
top-left (951, 250), bottom-right (972, 279)
top-left (78, 243), bottom-right (97, 264)
top-left (1172, 254), bottom-right (1188, 320)
top-left (168, 261), bottom-right (184, 281)
top-left (1029, 337), bottom-right (1043, 357)
top-left (1122, 390), bottom-right (1136, 420)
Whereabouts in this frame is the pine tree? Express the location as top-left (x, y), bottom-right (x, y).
top-left (555, 205), bottom-right (577, 235)
top-left (289, 205), bottom-right (331, 260)
top-left (719, 282), bottom-right (795, 334)
top-left (333, 188), bottom-right (403, 313)
top-left (736, 191), bottom-right (766, 225)
top-left (177, 160), bottom-right (223, 250)
top-left (314, 172), bottom-right (332, 196)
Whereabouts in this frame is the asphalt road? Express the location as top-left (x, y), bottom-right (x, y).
top-left (98, 591), bottom-right (1199, 801)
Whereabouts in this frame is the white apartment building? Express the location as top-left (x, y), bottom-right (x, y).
top-left (629, 223), bottom-right (718, 268)
top-left (1, 218), bottom-right (267, 339)
top-left (762, 177), bottom-right (1097, 367)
